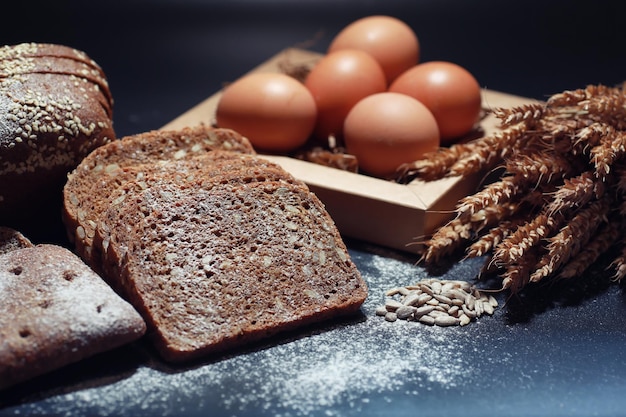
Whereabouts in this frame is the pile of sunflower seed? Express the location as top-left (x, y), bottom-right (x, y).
top-left (375, 278), bottom-right (498, 326)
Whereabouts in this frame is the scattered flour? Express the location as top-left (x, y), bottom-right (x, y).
top-left (6, 250), bottom-right (484, 417)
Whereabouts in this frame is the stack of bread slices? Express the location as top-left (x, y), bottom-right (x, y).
top-left (62, 124), bottom-right (368, 363)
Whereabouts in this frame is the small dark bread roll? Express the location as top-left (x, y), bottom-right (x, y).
top-left (0, 43), bottom-right (115, 241)
top-left (0, 244), bottom-right (146, 390)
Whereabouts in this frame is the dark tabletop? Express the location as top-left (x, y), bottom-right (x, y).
top-left (2, 1), bottom-right (626, 416)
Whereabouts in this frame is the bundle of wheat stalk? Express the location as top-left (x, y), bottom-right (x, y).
top-left (397, 84), bottom-right (626, 293)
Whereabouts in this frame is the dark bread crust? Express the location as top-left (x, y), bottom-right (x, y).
top-left (0, 43), bottom-right (115, 236)
top-left (0, 244), bottom-right (146, 390)
top-left (97, 169), bottom-right (367, 362)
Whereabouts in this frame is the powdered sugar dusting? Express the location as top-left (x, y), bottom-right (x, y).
top-left (7, 249), bottom-right (485, 417)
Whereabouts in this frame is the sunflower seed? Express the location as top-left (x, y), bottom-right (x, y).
top-left (414, 305), bottom-right (436, 317)
top-left (434, 304), bottom-right (449, 313)
top-left (385, 299), bottom-right (403, 312)
top-left (375, 306), bottom-right (388, 316)
top-left (442, 281), bottom-right (456, 293)
top-left (419, 283), bottom-right (434, 296)
top-left (450, 298), bottom-right (464, 307)
top-left (465, 294), bottom-right (476, 310)
top-left (434, 316), bottom-right (459, 327)
top-left (385, 312), bottom-right (397, 322)
top-left (462, 304), bottom-right (477, 318)
top-left (433, 294), bottom-right (453, 305)
top-left (426, 297), bottom-right (440, 306)
top-left (428, 309), bottom-right (449, 318)
top-left (417, 293), bottom-right (432, 306)
top-left (403, 292), bottom-right (421, 307)
top-left (488, 295), bottom-right (498, 308)
top-left (483, 301), bottom-right (494, 315)
top-left (449, 288), bottom-right (468, 301)
top-left (385, 287), bottom-right (403, 297)
top-left (395, 305), bottom-right (416, 320)
top-left (475, 300), bottom-right (484, 316)
top-left (459, 314), bottom-right (471, 326)
top-left (400, 287), bottom-right (413, 296)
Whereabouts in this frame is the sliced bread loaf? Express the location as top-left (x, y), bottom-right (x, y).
top-left (0, 43), bottom-right (115, 240)
top-left (0, 244), bottom-right (146, 390)
top-left (96, 171), bottom-right (367, 362)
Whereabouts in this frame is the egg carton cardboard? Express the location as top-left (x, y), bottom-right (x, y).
top-left (162, 48), bottom-right (536, 254)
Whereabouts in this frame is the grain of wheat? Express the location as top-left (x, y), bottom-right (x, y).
top-left (558, 220), bottom-right (622, 279)
top-left (492, 103), bottom-right (546, 127)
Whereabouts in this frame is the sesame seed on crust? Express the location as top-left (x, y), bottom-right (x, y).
top-left (0, 43), bottom-right (115, 218)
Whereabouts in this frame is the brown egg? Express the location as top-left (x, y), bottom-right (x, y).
top-left (343, 92), bottom-right (440, 178)
top-left (304, 49), bottom-right (386, 143)
top-left (215, 72), bottom-right (317, 153)
top-left (328, 15), bottom-right (420, 85)
top-left (390, 61), bottom-right (482, 143)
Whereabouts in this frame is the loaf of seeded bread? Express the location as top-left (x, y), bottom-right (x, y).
top-left (63, 125), bottom-right (256, 265)
top-left (0, 244), bottom-right (146, 390)
top-left (96, 174), bottom-right (367, 362)
top-left (0, 43), bottom-right (115, 238)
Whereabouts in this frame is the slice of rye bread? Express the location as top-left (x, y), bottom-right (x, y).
top-left (96, 176), bottom-right (367, 362)
top-left (66, 151), bottom-right (294, 268)
top-left (0, 244), bottom-right (146, 390)
top-left (63, 125), bottom-right (255, 258)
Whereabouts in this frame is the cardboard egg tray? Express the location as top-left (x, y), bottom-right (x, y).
top-left (162, 48), bottom-right (536, 254)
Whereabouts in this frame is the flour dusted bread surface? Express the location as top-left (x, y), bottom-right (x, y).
top-left (63, 125), bottom-right (255, 259)
top-left (97, 169), bottom-right (367, 362)
top-left (0, 244), bottom-right (146, 390)
top-left (0, 43), bottom-right (115, 237)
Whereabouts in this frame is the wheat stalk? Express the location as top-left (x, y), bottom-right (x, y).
top-left (412, 83), bottom-right (626, 294)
